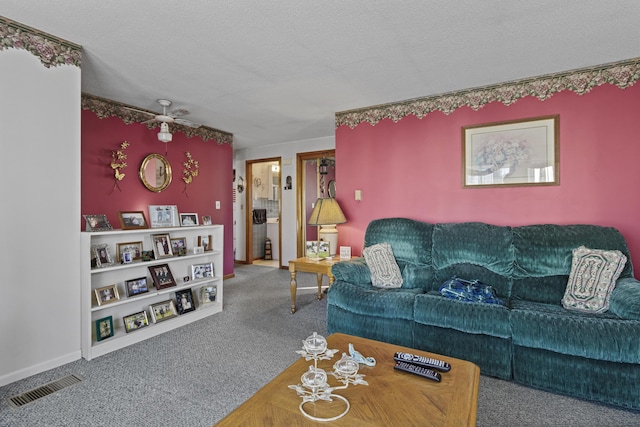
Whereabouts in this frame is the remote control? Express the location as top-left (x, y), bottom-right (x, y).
top-left (394, 361), bottom-right (442, 382)
top-left (394, 352), bottom-right (451, 372)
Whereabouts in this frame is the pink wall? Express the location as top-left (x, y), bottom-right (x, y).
top-left (81, 111), bottom-right (234, 276)
top-left (336, 83), bottom-right (640, 272)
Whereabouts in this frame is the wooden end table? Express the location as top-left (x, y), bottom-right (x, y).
top-left (288, 256), bottom-right (345, 314)
top-left (215, 333), bottom-right (480, 426)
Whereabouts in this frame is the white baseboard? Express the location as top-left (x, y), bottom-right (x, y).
top-left (0, 351), bottom-right (81, 387)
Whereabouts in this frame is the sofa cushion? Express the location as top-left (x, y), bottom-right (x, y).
top-left (432, 222), bottom-right (513, 297)
top-left (609, 278), bottom-right (640, 320)
top-left (363, 242), bottom-right (403, 288)
top-left (414, 292), bottom-right (511, 338)
top-left (327, 281), bottom-right (421, 320)
top-left (562, 246), bottom-right (627, 313)
top-left (331, 257), bottom-right (371, 286)
top-left (510, 300), bottom-right (640, 364)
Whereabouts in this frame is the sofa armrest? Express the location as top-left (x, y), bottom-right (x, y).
top-left (609, 277), bottom-right (640, 320)
top-left (331, 257), bottom-right (371, 286)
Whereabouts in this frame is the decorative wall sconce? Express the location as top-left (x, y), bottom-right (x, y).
top-left (109, 140), bottom-right (129, 193)
top-left (182, 151), bottom-right (199, 197)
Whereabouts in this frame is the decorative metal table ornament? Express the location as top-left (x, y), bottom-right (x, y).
top-left (288, 332), bottom-right (370, 422)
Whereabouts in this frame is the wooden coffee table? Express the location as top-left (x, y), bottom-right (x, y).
top-left (215, 333), bottom-right (480, 426)
top-left (288, 257), bottom-right (345, 313)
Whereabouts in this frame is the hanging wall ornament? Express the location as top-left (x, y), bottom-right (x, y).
top-left (109, 141), bottom-right (129, 193)
top-left (182, 151), bottom-right (199, 197)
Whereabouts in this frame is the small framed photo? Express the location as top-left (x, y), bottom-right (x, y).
top-left (180, 213), bottom-right (199, 227)
top-left (116, 241), bottom-right (143, 263)
top-left (198, 235), bottom-right (213, 251)
top-left (202, 215), bottom-right (212, 225)
top-left (148, 264), bottom-right (176, 290)
top-left (148, 205), bottom-right (179, 228)
top-left (170, 237), bottom-right (187, 256)
top-left (123, 311), bottom-right (149, 333)
top-left (95, 316), bottom-right (114, 342)
top-left (306, 241), bottom-right (318, 258)
top-left (175, 289), bottom-right (196, 314)
top-left (199, 285), bottom-right (217, 306)
top-left (193, 246), bottom-right (205, 255)
top-left (94, 284), bottom-right (120, 306)
top-left (149, 300), bottom-right (178, 323)
top-left (117, 211), bottom-right (148, 230)
top-left (152, 234), bottom-right (173, 259)
top-left (318, 241), bottom-right (330, 258)
top-left (125, 276), bottom-right (149, 297)
top-left (92, 244), bottom-right (115, 268)
top-left (339, 246), bottom-right (352, 259)
top-left (83, 214), bottom-right (113, 232)
top-left (191, 262), bottom-right (214, 280)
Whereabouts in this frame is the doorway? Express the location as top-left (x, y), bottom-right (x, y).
top-left (245, 157), bottom-right (281, 267)
top-left (296, 149), bottom-right (336, 258)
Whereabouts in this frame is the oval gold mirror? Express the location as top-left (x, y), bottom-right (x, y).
top-left (140, 153), bottom-right (172, 192)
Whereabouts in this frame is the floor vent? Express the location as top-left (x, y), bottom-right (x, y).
top-left (8, 374), bottom-right (83, 408)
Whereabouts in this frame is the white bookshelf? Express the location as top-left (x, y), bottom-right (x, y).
top-left (81, 225), bottom-right (223, 360)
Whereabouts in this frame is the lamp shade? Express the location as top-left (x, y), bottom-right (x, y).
top-left (308, 198), bottom-right (346, 226)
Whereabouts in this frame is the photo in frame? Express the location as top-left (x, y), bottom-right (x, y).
top-left (94, 284), bottom-right (120, 306)
top-left (180, 213), bottom-right (199, 226)
top-left (198, 235), bottom-right (212, 251)
top-left (123, 311), bottom-right (149, 333)
top-left (149, 300), bottom-right (178, 323)
top-left (318, 241), bottom-right (330, 258)
top-left (202, 215), bottom-right (212, 225)
top-left (463, 115), bottom-right (559, 188)
top-left (305, 241), bottom-right (318, 258)
top-left (148, 205), bottom-right (179, 228)
top-left (117, 211), bottom-right (148, 230)
top-left (95, 316), bottom-right (114, 342)
top-left (152, 234), bottom-right (173, 259)
top-left (125, 276), bottom-right (149, 297)
top-left (83, 214), bottom-right (113, 232)
top-left (175, 289), bottom-right (196, 315)
top-left (116, 241), bottom-right (143, 263)
top-left (148, 264), bottom-right (177, 290)
top-left (191, 262), bottom-right (214, 280)
top-left (199, 285), bottom-right (217, 306)
top-left (170, 237), bottom-right (187, 256)
top-left (92, 244), bottom-right (115, 268)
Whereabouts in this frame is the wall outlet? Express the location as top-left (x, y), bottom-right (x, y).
top-left (216, 201), bottom-right (221, 209)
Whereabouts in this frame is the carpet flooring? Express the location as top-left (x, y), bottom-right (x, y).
top-left (1, 264), bottom-right (640, 426)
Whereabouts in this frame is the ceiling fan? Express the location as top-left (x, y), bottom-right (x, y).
top-left (128, 99), bottom-right (201, 143)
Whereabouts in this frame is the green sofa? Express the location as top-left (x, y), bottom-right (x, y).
top-left (327, 218), bottom-right (640, 409)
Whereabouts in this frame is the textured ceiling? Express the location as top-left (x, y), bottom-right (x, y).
top-left (2, 1), bottom-right (639, 149)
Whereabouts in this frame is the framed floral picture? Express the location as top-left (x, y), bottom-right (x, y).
top-left (462, 115), bottom-right (559, 188)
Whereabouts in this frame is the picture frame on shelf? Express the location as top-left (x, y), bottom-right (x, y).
top-left (116, 241), bottom-right (143, 263)
top-left (199, 285), bottom-right (217, 307)
top-left (305, 241), bottom-right (318, 258)
top-left (148, 205), bottom-right (179, 228)
top-left (125, 276), bottom-right (149, 297)
top-left (170, 237), bottom-right (187, 256)
top-left (462, 115), bottom-right (559, 188)
top-left (148, 264), bottom-right (177, 290)
top-left (123, 311), bottom-right (149, 333)
top-left (318, 241), bottom-right (330, 258)
top-left (117, 211), bottom-right (148, 230)
top-left (191, 262), bottom-right (214, 280)
top-left (95, 316), bottom-right (114, 342)
top-left (198, 235), bottom-right (212, 251)
top-left (339, 246), bottom-right (352, 259)
top-left (92, 244), bottom-right (115, 268)
top-left (175, 289), bottom-right (196, 315)
top-left (152, 234), bottom-right (173, 259)
top-left (94, 284), bottom-right (120, 306)
top-left (202, 215), bottom-right (212, 225)
top-left (83, 214), bottom-right (113, 232)
top-left (149, 300), bottom-right (178, 323)
top-left (180, 213), bottom-right (199, 226)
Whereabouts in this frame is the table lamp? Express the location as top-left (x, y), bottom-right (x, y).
top-left (308, 198), bottom-right (347, 257)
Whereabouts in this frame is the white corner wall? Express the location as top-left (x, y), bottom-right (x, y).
top-left (0, 49), bottom-right (81, 386)
top-left (234, 136), bottom-right (335, 267)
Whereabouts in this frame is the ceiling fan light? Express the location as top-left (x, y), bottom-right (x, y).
top-left (157, 122), bottom-right (172, 143)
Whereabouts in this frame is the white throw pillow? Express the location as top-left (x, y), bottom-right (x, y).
top-left (363, 242), bottom-right (403, 288)
top-left (562, 246), bottom-right (627, 313)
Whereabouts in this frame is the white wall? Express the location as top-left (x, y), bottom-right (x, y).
top-left (234, 136), bottom-right (335, 267)
top-left (0, 49), bottom-right (81, 385)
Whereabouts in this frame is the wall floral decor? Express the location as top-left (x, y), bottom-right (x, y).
top-left (110, 141), bottom-right (129, 193)
top-left (182, 151), bottom-right (199, 197)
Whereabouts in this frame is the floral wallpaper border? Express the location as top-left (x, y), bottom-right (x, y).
top-left (335, 57), bottom-right (640, 128)
top-left (81, 93), bottom-right (234, 146)
top-left (0, 15), bottom-right (81, 68)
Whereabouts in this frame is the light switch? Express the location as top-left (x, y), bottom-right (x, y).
top-left (355, 190), bottom-right (362, 201)
top-left (216, 201), bottom-right (221, 209)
